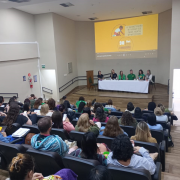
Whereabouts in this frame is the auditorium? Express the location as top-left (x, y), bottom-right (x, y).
top-left (0, 0), bottom-right (179, 179)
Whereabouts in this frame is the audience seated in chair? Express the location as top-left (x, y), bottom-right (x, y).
top-left (158, 103), bottom-right (174, 115)
top-left (93, 102), bottom-right (109, 114)
top-left (31, 117), bottom-right (69, 157)
top-left (59, 104), bottom-right (75, 122)
top-left (131, 121), bottom-right (157, 143)
top-left (145, 102), bottom-right (156, 112)
top-left (125, 102), bottom-right (135, 114)
top-left (93, 107), bottom-right (109, 123)
top-left (76, 96), bottom-right (86, 108)
top-left (47, 98), bottom-right (57, 111)
top-left (147, 113), bottom-right (163, 131)
top-left (154, 107), bottom-right (168, 122)
top-left (63, 100), bottom-right (73, 112)
top-left (29, 94), bottom-right (37, 109)
top-left (36, 104), bottom-right (53, 117)
top-left (52, 111), bottom-right (75, 132)
top-left (75, 113), bottom-right (100, 137)
top-left (83, 107), bottom-right (92, 119)
top-left (105, 99), bottom-right (117, 110)
top-left (77, 102), bottom-right (86, 113)
top-left (118, 111), bottom-right (137, 128)
top-left (134, 107), bottom-right (142, 118)
top-left (86, 100), bottom-right (93, 111)
top-left (100, 116), bottom-right (127, 136)
top-left (107, 134), bottom-right (157, 175)
top-left (33, 99), bottom-right (42, 110)
top-left (71, 132), bottom-right (108, 166)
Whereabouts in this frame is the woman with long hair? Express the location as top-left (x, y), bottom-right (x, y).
top-left (93, 107), bottom-right (109, 123)
top-left (147, 102), bottom-right (156, 111)
top-left (154, 107), bottom-right (168, 122)
top-left (38, 104), bottom-right (53, 117)
top-left (134, 107), bottom-right (142, 118)
top-left (118, 71), bottom-right (126, 80)
top-left (75, 113), bottom-right (100, 137)
top-left (119, 111), bottom-right (137, 128)
top-left (110, 69), bottom-right (117, 80)
top-left (76, 96), bottom-right (86, 108)
top-left (47, 98), bottom-right (56, 110)
top-left (33, 99), bottom-right (42, 109)
top-left (100, 116), bottom-right (127, 137)
top-left (147, 113), bottom-right (163, 131)
top-left (72, 132), bottom-right (107, 166)
top-left (97, 71), bottom-right (104, 80)
top-left (131, 121), bottom-right (157, 143)
top-left (138, 69), bottom-right (145, 80)
top-left (145, 70), bottom-right (153, 82)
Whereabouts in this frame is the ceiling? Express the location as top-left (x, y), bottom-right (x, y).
top-left (0, 0), bottom-right (172, 21)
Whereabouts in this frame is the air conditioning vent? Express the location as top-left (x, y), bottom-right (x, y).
top-left (9, 0), bottom-right (30, 2)
top-left (68, 62), bottom-right (73, 74)
top-left (142, 11), bottom-right (152, 15)
top-left (60, 2), bottom-right (74, 7)
top-left (89, 17), bottom-right (98, 21)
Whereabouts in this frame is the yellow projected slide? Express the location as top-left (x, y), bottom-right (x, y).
top-left (95, 14), bottom-right (158, 54)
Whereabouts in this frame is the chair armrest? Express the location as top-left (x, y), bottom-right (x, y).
top-left (152, 162), bottom-right (161, 180)
top-left (159, 140), bottom-right (166, 172)
top-left (10, 138), bottom-right (23, 144)
top-left (163, 130), bottom-right (169, 152)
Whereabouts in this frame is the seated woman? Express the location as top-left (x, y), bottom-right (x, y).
top-left (147, 113), bottom-right (163, 131)
top-left (52, 111), bottom-right (75, 132)
top-left (36, 104), bottom-right (53, 117)
top-left (75, 113), bottom-right (100, 137)
top-left (125, 102), bottom-right (135, 114)
top-left (131, 121), bottom-right (157, 143)
top-left (97, 71), bottom-right (104, 80)
top-left (138, 69), bottom-right (145, 80)
top-left (100, 116), bottom-right (128, 136)
top-left (107, 134), bottom-right (156, 175)
top-left (87, 100), bottom-right (94, 111)
top-left (118, 71), bottom-right (126, 80)
top-left (22, 103), bottom-right (31, 114)
top-left (119, 111), bottom-right (137, 128)
top-left (93, 103), bottom-right (109, 114)
top-left (47, 98), bottom-right (57, 111)
top-left (145, 102), bottom-right (156, 112)
top-left (77, 102), bottom-right (86, 113)
top-left (83, 107), bottom-right (92, 119)
top-left (105, 99), bottom-right (116, 110)
top-left (72, 132), bottom-right (107, 166)
top-left (76, 96), bottom-right (86, 108)
top-left (93, 107), bottom-right (109, 123)
top-left (134, 107), bottom-right (142, 118)
top-left (33, 99), bottom-right (42, 109)
top-left (64, 100), bottom-right (73, 112)
top-left (154, 107), bottom-right (168, 122)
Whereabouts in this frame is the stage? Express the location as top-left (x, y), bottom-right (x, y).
top-left (66, 84), bottom-right (169, 111)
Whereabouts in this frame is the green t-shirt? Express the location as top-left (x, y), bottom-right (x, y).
top-left (76, 100), bottom-right (86, 108)
top-left (118, 74), bottom-right (126, 80)
top-left (127, 74), bottom-right (136, 80)
top-left (138, 74), bottom-right (145, 80)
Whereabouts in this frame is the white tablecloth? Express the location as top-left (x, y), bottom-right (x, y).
top-left (98, 80), bottom-right (149, 93)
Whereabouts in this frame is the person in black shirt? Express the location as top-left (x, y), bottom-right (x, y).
top-left (97, 71), bottom-right (104, 80)
top-left (110, 69), bottom-right (117, 80)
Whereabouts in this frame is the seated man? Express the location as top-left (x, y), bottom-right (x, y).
top-left (31, 117), bottom-right (69, 157)
top-left (107, 134), bottom-right (156, 175)
top-left (127, 69), bottom-right (136, 80)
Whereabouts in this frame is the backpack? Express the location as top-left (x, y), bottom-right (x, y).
top-left (25, 133), bottom-right (36, 145)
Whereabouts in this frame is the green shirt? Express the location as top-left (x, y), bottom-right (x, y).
top-left (127, 74), bottom-right (136, 80)
top-left (118, 74), bottom-right (126, 80)
top-left (30, 99), bottom-right (36, 109)
top-left (76, 100), bottom-right (86, 108)
top-left (138, 74), bottom-right (145, 80)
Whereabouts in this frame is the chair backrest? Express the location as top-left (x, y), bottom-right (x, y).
top-left (28, 114), bottom-right (44, 122)
top-left (0, 107), bottom-right (4, 112)
top-left (110, 111), bottom-right (123, 116)
top-left (88, 77), bottom-right (93, 84)
top-left (109, 115), bottom-right (121, 119)
top-left (63, 155), bottom-right (100, 180)
top-left (100, 122), bottom-right (107, 127)
top-left (26, 149), bottom-right (64, 177)
top-left (0, 142), bottom-right (27, 170)
top-left (120, 125), bottom-right (135, 137)
top-left (72, 119), bottom-right (78, 127)
top-left (152, 75), bottom-right (155, 83)
top-left (22, 124), bottom-right (40, 134)
top-left (51, 128), bottom-right (69, 140)
top-left (135, 118), bottom-right (146, 123)
top-left (75, 112), bottom-right (82, 118)
top-left (142, 110), bottom-right (154, 114)
top-left (97, 135), bottom-right (114, 148)
top-left (6, 123), bottom-right (21, 136)
top-left (69, 131), bottom-right (85, 147)
top-left (157, 121), bottom-right (168, 129)
top-left (107, 164), bottom-right (151, 180)
top-left (150, 130), bottom-right (164, 144)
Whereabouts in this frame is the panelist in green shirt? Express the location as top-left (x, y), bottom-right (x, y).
top-left (118, 71), bottom-right (126, 80)
top-left (138, 69), bottom-right (145, 80)
top-left (127, 69), bottom-right (136, 80)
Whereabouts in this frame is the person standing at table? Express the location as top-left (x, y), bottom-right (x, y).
top-left (118, 71), bottom-right (126, 80)
top-left (145, 70), bottom-right (153, 83)
top-left (110, 69), bottom-right (117, 80)
top-left (97, 71), bottom-right (104, 80)
top-left (138, 69), bottom-right (145, 80)
top-left (127, 69), bottom-right (136, 80)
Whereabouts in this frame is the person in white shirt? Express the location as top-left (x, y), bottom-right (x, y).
top-left (154, 107), bottom-right (168, 122)
top-left (35, 104), bottom-right (53, 117)
top-left (145, 70), bottom-right (153, 83)
top-left (0, 96), bottom-right (5, 108)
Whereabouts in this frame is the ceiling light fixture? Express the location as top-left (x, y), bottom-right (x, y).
top-left (60, 2), bottom-right (74, 7)
top-left (9, 0), bottom-right (31, 2)
top-left (89, 17), bottom-right (98, 21)
top-left (142, 11), bottom-right (152, 15)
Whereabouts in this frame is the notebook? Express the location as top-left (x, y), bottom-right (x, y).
top-left (12, 128), bottom-right (30, 138)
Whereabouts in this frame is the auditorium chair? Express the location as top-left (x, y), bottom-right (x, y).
top-left (5, 123), bottom-right (21, 136)
top-left (72, 119), bottom-right (78, 127)
top-left (142, 110), bottom-right (154, 115)
top-left (63, 155), bottom-right (100, 180)
top-left (88, 77), bottom-right (98, 90)
top-left (28, 114), bottom-right (44, 123)
top-left (120, 125), bottom-right (136, 137)
top-left (26, 149), bottom-right (64, 177)
top-left (51, 128), bottom-right (69, 140)
top-left (97, 135), bottom-right (114, 148)
top-left (110, 111), bottom-right (123, 116)
top-left (107, 162), bottom-right (161, 180)
top-left (0, 107), bottom-right (4, 112)
top-left (69, 131), bottom-right (85, 147)
top-left (75, 112), bottom-right (82, 119)
top-left (22, 124), bottom-right (40, 134)
top-left (0, 142), bottom-right (26, 170)
top-left (135, 118), bottom-right (146, 122)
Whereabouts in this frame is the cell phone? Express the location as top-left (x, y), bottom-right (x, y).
top-left (63, 114), bottom-right (67, 121)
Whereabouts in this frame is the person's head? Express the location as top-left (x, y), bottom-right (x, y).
top-left (38, 98), bottom-right (43, 104)
top-left (37, 116), bottom-right (52, 134)
top-left (62, 96), bottom-right (67, 100)
top-left (139, 69), bottom-right (143, 75)
top-left (8, 153), bottom-right (35, 180)
top-left (148, 102), bottom-right (156, 111)
top-left (121, 111), bottom-right (136, 126)
top-left (112, 134), bottom-right (133, 161)
top-left (134, 107), bottom-right (142, 118)
top-left (47, 98), bottom-right (56, 110)
top-left (33, 99), bottom-right (41, 109)
top-left (8, 97), bottom-right (15, 106)
top-left (111, 69), bottom-right (115, 74)
top-left (81, 132), bottom-right (98, 160)
top-left (59, 104), bottom-right (65, 113)
top-left (135, 121), bottom-right (151, 142)
top-left (147, 70), bottom-right (151, 75)
top-left (30, 94), bottom-right (35, 99)
top-left (86, 100), bottom-right (92, 108)
top-left (0, 96), bottom-right (3, 105)
top-left (40, 104), bottom-right (49, 116)
top-left (95, 107), bottom-right (106, 122)
top-left (63, 100), bottom-right (71, 111)
top-left (23, 103), bottom-right (30, 112)
top-left (83, 107), bottom-right (91, 118)
top-left (24, 98), bottom-right (30, 105)
top-left (78, 102), bottom-right (86, 113)
top-left (98, 71), bottom-right (101, 75)
top-left (127, 102), bottom-right (134, 111)
top-left (119, 26), bottom-right (123, 30)
top-left (77, 113), bottom-right (91, 132)
top-left (120, 71), bottom-right (123, 76)
top-left (147, 113), bottom-right (157, 126)
top-left (93, 103), bottom-right (102, 113)
top-left (157, 104), bottom-right (165, 113)
top-left (52, 111), bottom-right (63, 129)
top-left (154, 107), bottom-right (163, 116)
top-left (103, 116), bottom-right (123, 138)
top-left (2, 102), bottom-right (19, 130)
top-left (88, 165), bottom-right (113, 180)
top-left (107, 99), bottom-right (113, 105)
top-left (130, 69), bottom-right (133, 74)
top-left (79, 96), bottom-right (85, 101)
top-left (13, 96), bottom-right (17, 101)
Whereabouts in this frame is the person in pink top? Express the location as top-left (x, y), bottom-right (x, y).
top-left (93, 107), bottom-right (109, 123)
top-left (52, 111), bottom-right (75, 132)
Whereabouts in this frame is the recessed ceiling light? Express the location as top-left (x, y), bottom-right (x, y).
top-left (142, 11), bottom-right (152, 15)
top-left (89, 17), bottom-right (98, 21)
top-left (60, 2), bottom-right (74, 7)
top-left (9, 0), bottom-right (31, 2)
